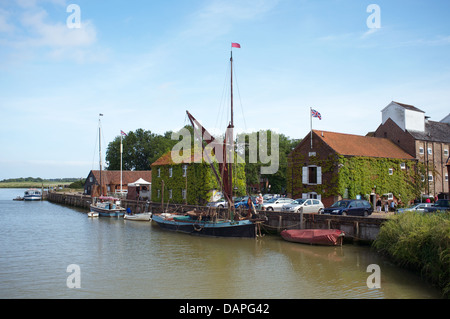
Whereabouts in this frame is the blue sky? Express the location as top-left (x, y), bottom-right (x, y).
top-left (1, 0), bottom-right (449, 180)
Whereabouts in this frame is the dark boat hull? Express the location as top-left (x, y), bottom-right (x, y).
top-left (90, 204), bottom-right (125, 217)
top-left (152, 214), bottom-right (256, 238)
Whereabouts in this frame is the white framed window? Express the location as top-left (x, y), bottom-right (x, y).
top-left (157, 189), bottom-right (160, 198)
top-left (389, 168), bottom-right (393, 175)
top-left (419, 147), bottom-right (424, 155)
top-left (169, 189), bottom-right (172, 199)
top-left (182, 189), bottom-right (187, 199)
top-left (445, 174), bottom-right (448, 182)
top-left (428, 174), bottom-right (433, 182)
top-left (427, 147), bottom-right (432, 155)
top-left (400, 163), bottom-right (406, 170)
top-left (421, 175), bottom-right (425, 182)
top-left (444, 149), bottom-right (449, 156)
top-left (157, 168), bottom-right (160, 177)
top-left (169, 167), bottom-right (173, 177)
top-left (302, 166), bottom-right (322, 185)
top-left (182, 165), bottom-right (187, 177)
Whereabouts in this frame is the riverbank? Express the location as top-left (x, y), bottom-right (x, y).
top-left (0, 182), bottom-right (72, 189)
top-left (373, 211), bottom-right (450, 298)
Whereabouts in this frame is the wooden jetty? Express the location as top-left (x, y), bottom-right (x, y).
top-left (46, 192), bottom-right (387, 242)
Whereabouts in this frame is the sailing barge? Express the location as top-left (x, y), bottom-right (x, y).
top-left (152, 43), bottom-right (258, 238)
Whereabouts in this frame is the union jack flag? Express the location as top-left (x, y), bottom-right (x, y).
top-left (121, 130), bottom-right (127, 136)
top-left (311, 109), bottom-right (321, 120)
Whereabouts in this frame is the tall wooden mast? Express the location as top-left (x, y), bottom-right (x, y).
top-left (229, 49), bottom-right (234, 206)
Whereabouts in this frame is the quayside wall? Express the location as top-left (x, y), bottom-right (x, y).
top-left (47, 192), bottom-right (387, 242)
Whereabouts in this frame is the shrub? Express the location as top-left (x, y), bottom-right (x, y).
top-left (373, 211), bottom-right (450, 297)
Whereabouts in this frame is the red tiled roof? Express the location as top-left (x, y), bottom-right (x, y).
top-left (151, 149), bottom-right (219, 166)
top-left (313, 130), bottom-right (415, 160)
top-left (89, 170), bottom-right (152, 185)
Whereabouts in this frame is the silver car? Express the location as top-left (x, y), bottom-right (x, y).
top-left (396, 203), bottom-right (432, 213)
top-left (206, 199), bottom-right (228, 208)
top-left (282, 198), bottom-right (324, 213)
top-left (261, 197), bottom-right (294, 211)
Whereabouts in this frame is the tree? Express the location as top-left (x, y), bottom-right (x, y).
top-left (236, 130), bottom-right (300, 194)
top-left (105, 129), bottom-right (178, 171)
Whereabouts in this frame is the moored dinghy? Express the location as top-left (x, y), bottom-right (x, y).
top-left (124, 212), bottom-right (152, 221)
top-left (281, 229), bottom-right (345, 246)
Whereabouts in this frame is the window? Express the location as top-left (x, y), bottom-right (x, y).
top-left (400, 163), bottom-right (406, 170)
top-left (444, 149), bottom-right (449, 156)
top-left (302, 166), bottom-right (322, 185)
top-left (169, 167), bottom-right (173, 177)
top-left (169, 189), bottom-right (172, 199)
top-left (157, 168), bottom-right (160, 177)
top-left (182, 165), bottom-right (187, 177)
top-left (445, 174), bottom-right (448, 182)
top-left (389, 168), bottom-right (393, 175)
top-left (182, 189), bottom-right (187, 199)
top-left (427, 147), bottom-right (432, 155)
top-left (428, 174), bottom-right (433, 182)
top-left (157, 189), bottom-right (160, 198)
top-left (421, 175), bottom-right (425, 182)
top-left (419, 147), bottom-right (424, 154)
top-left (309, 167), bottom-right (317, 183)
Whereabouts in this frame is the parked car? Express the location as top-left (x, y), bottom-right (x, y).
top-left (424, 199), bottom-right (450, 212)
top-left (282, 198), bottom-right (324, 213)
top-left (322, 199), bottom-right (373, 216)
top-left (263, 194), bottom-right (280, 201)
top-left (206, 198), bottom-right (228, 208)
top-left (261, 197), bottom-right (294, 211)
top-left (396, 203), bottom-right (432, 214)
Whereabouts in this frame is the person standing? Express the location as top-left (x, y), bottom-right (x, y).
top-left (376, 198), bottom-right (382, 212)
top-left (256, 193), bottom-right (264, 209)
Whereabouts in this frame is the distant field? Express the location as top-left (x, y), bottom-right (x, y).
top-left (0, 182), bottom-right (72, 189)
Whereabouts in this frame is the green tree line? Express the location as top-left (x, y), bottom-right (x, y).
top-left (105, 127), bottom-right (300, 194)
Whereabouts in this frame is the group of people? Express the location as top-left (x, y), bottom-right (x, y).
top-left (376, 198), bottom-right (397, 213)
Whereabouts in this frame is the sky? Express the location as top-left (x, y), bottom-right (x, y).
top-left (0, 0), bottom-right (449, 180)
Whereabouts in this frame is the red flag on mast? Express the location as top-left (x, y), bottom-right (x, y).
top-left (231, 43), bottom-right (241, 48)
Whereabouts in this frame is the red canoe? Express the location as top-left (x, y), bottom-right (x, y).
top-left (281, 229), bottom-right (345, 246)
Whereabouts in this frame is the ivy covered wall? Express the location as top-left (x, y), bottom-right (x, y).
top-left (287, 133), bottom-right (426, 206)
top-left (151, 153), bottom-right (246, 205)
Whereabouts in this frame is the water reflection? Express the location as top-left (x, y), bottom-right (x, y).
top-left (0, 189), bottom-right (442, 299)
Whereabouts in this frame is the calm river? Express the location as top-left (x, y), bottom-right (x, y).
top-left (0, 189), bottom-right (441, 299)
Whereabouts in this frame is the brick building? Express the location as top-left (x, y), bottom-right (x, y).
top-left (374, 101), bottom-right (450, 199)
top-left (287, 130), bottom-right (417, 208)
top-left (84, 170), bottom-right (152, 198)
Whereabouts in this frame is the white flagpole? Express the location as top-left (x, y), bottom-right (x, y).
top-left (310, 107), bottom-right (313, 149)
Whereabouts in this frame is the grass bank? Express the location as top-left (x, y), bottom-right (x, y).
top-left (0, 182), bottom-right (71, 189)
top-left (373, 211), bottom-right (450, 297)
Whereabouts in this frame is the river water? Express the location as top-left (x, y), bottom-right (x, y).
top-left (0, 189), bottom-right (441, 299)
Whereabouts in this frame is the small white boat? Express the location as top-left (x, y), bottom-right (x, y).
top-left (24, 189), bottom-right (42, 201)
top-left (88, 211), bottom-right (99, 217)
top-left (90, 196), bottom-right (126, 217)
top-left (124, 212), bottom-right (152, 221)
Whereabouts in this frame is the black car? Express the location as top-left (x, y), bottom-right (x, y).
top-left (424, 199), bottom-right (450, 212)
top-left (322, 199), bottom-right (373, 217)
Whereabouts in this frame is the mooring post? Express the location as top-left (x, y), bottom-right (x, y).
top-left (299, 211), bottom-right (304, 229)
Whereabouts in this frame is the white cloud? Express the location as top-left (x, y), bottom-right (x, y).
top-left (1, 1), bottom-right (99, 63)
top-left (181, 0), bottom-right (280, 40)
